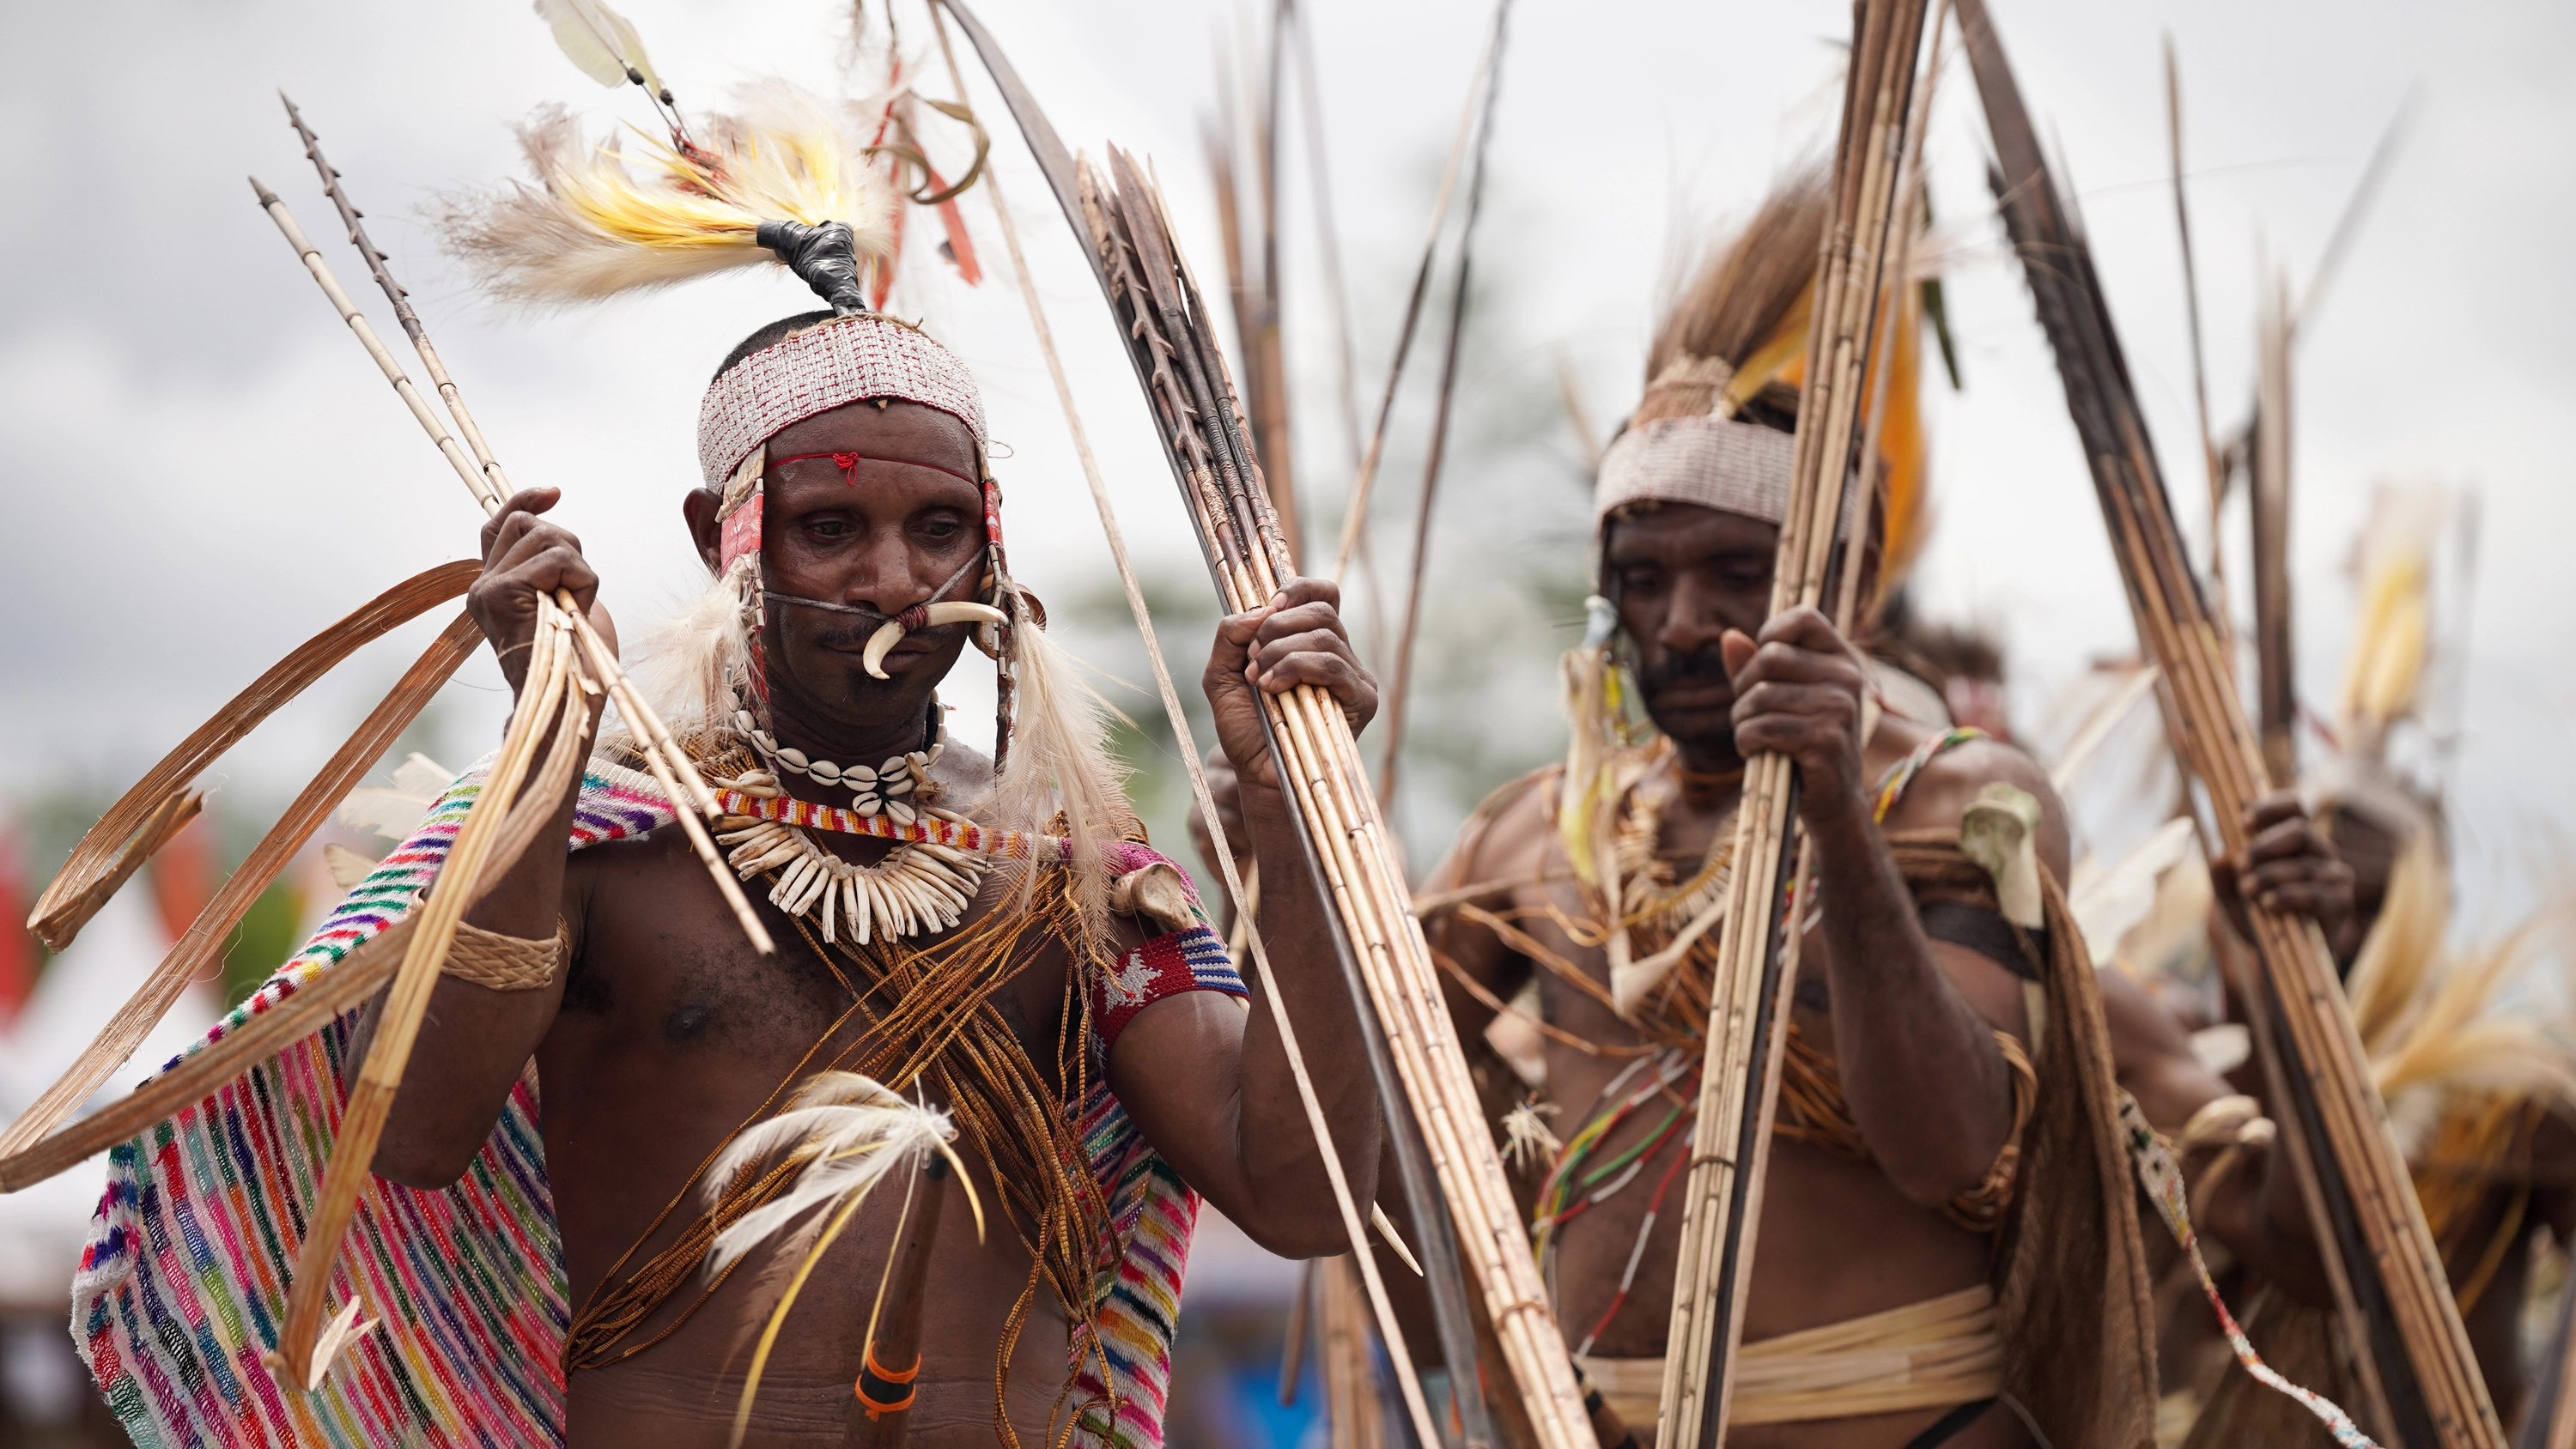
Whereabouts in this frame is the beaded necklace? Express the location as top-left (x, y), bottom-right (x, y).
top-left (731, 685), bottom-right (945, 823)
top-left (1534, 729), bottom-right (1991, 1351)
top-left (699, 706), bottom-right (1029, 946)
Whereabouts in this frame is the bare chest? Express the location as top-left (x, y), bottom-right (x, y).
top-left (538, 835), bottom-right (1076, 1294)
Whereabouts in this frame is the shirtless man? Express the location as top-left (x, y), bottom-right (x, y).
top-left (349, 311), bottom-right (1386, 1446)
top-left (1342, 177), bottom-right (2340, 1447)
top-left (2117, 792), bottom-right (2576, 1432)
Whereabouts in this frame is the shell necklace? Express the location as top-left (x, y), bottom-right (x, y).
top-left (714, 704), bottom-right (987, 945)
top-left (732, 696), bottom-right (944, 828)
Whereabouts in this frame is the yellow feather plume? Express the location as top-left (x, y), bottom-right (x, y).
top-left (2336, 484), bottom-right (2459, 759)
top-left (2346, 840), bottom-right (2576, 1145)
top-left (441, 86), bottom-right (896, 306)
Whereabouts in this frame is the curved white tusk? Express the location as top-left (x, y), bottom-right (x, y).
top-left (861, 603), bottom-right (1011, 679)
top-left (923, 602), bottom-right (1009, 628)
top-left (861, 620), bottom-right (906, 679)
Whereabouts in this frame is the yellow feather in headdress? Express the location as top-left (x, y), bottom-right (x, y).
top-left (1562, 170), bottom-right (1938, 868)
top-left (2336, 485), bottom-right (2458, 759)
top-left (441, 86), bottom-right (896, 306)
top-left (2345, 840), bottom-right (2576, 1169)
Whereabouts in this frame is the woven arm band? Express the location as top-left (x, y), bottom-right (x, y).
top-left (442, 917), bottom-right (571, 992)
top-left (1940, 1029), bottom-right (2040, 1234)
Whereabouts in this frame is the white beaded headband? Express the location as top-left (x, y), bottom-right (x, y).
top-left (696, 313), bottom-right (989, 488)
top-left (1592, 414), bottom-right (1860, 540)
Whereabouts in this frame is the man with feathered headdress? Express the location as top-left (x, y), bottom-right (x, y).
top-left (1386, 170), bottom-right (2360, 1448)
top-left (2155, 483), bottom-right (2576, 1442)
top-left (70, 70), bottom-right (1388, 1449)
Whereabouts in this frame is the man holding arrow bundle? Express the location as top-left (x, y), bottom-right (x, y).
top-left (64, 55), bottom-right (1392, 1449)
top-left (1387, 173), bottom-right (2353, 1449)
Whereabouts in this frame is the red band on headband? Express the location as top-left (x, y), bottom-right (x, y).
top-left (718, 491), bottom-right (762, 575)
top-left (769, 450), bottom-right (981, 489)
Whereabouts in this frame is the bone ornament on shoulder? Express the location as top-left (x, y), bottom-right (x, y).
top-left (1957, 781), bottom-right (2045, 928)
top-left (1107, 860), bottom-right (1198, 935)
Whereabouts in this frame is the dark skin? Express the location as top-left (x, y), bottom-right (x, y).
top-left (1382, 502), bottom-right (2341, 1447)
top-left (2168, 803), bottom-right (2576, 1425)
top-left (350, 399), bottom-right (1384, 1447)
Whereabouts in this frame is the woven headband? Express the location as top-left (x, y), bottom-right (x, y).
top-left (1593, 414), bottom-right (1858, 540)
top-left (697, 313), bottom-right (988, 488)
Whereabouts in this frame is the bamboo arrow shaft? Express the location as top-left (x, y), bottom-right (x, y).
top-left (1657, 1), bottom-right (1934, 1442)
top-left (261, 136), bottom-right (763, 951)
top-left (1953, 0), bottom-right (2500, 1440)
top-left (253, 180), bottom-right (497, 510)
top-left (917, 11), bottom-right (1443, 1444)
top-left (1082, 158), bottom-right (1592, 1446)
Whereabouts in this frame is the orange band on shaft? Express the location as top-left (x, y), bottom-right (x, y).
top-left (864, 1344), bottom-right (921, 1385)
top-left (856, 1343), bottom-right (921, 1419)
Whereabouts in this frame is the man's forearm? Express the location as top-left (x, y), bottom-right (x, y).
top-left (349, 694), bottom-right (592, 1186)
top-left (1807, 800), bottom-right (2014, 1203)
top-left (2202, 1148), bottom-right (2336, 1307)
top-left (1230, 779), bottom-right (1386, 1245)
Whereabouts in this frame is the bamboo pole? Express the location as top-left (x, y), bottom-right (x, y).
top-left (1953, 1), bottom-right (2501, 1442)
top-left (1376, 0), bottom-right (1510, 810)
top-left (1656, 2), bottom-right (1934, 1443)
top-left (255, 142), bottom-right (764, 952)
top-left (1080, 149), bottom-right (1594, 1449)
top-left (2163, 39), bottom-right (2233, 638)
top-left (1279, 1258), bottom-right (1316, 1406)
top-left (1283, 0), bottom-right (1365, 478)
top-left (1330, 1), bottom-right (1509, 584)
top-left (1835, 0), bottom-right (1950, 629)
top-left (1319, 1257), bottom-right (1390, 1449)
top-left (1253, 0), bottom-right (1301, 561)
top-left (1099, 152), bottom-right (1505, 1445)
top-left (917, 9), bottom-right (1448, 1446)
top-left (2251, 264), bottom-right (2297, 784)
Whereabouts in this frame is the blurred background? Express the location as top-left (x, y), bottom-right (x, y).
top-left (3, 0), bottom-right (2572, 1442)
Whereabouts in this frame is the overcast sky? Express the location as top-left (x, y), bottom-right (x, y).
top-left (3, 0), bottom-right (2569, 928)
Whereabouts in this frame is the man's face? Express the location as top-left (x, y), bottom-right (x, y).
top-left (1603, 502), bottom-right (1778, 748)
top-left (694, 398), bottom-right (986, 737)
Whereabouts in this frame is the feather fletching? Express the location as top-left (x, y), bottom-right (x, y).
top-left (702, 1072), bottom-right (979, 1449)
top-left (2346, 840), bottom-right (2576, 1122)
top-left (533, 0), bottom-right (663, 94)
top-left (440, 86), bottom-right (895, 308)
top-left (705, 1072), bottom-right (964, 1274)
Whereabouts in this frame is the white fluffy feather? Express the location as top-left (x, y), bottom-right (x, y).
top-left (992, 591), bottom-right (1133, 933)
top-left (706, 1072), bottom-right (954, 1274)
top-left (616, 563), bottom-right (757, 752)
top-left (440, 86), bottom-right (894, 309)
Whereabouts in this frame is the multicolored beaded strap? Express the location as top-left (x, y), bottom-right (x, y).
top-left (714, 789), bottom-right (1071, 863)
top-left (2118, 1094), bottom-right (2380, 1448)
top-left (1871, 726), bottom-right (1987, 822)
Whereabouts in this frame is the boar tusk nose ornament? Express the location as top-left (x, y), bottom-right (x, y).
top-left (862, 603), bottom-right (1010, 678)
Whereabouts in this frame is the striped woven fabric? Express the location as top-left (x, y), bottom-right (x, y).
top-left (71, 758), bottom-right (1232, 1448)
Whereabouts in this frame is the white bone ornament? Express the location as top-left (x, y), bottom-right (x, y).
top-left (861, 603), bottom-right (1012, 679)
